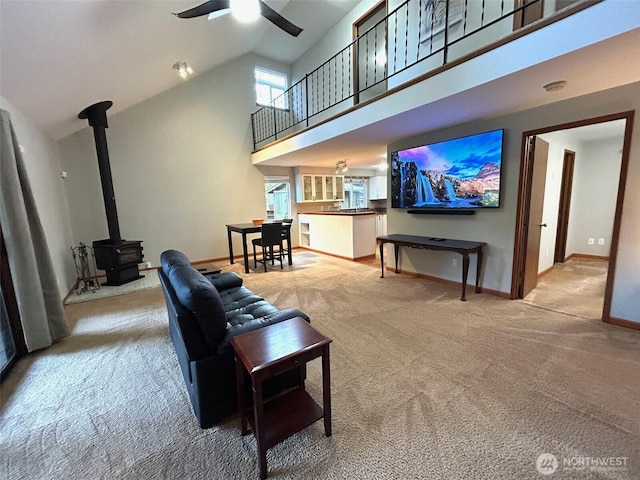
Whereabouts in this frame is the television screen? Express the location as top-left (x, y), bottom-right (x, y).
top-left (391, 129), bottom-right (503, 210)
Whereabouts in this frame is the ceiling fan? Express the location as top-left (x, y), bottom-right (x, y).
top-left (173, 0), bottom-right (304, 37)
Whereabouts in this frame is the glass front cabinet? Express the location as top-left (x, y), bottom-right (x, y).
top-left (296, 174), bottom-right (344, 203)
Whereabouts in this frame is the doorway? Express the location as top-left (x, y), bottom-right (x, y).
top-left (554, 149), bottom-right (575, 263)
top-left (353, 1), bottom-right (387, 104)
top-left (513, 112), bottom-right (633, 324)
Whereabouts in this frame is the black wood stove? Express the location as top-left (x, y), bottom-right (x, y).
top-left (78, 101), bottom-right (144, 286)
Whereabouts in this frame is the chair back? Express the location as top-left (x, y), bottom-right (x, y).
top-left (261, 222), bottom-right (283, 246)
top-left (281, 218), bottom-right (293, 234)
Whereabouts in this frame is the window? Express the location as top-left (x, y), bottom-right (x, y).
top-left (342, 177), bottom-right (368, 210)
top-left (264, 176), bottom-right (291, 220)
top-left (255, 67), bottom-right (288, 109)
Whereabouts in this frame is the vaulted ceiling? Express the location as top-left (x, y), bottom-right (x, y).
top-left (0, 0), bottom-right (360, 141)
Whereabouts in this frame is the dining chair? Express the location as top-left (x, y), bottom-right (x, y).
top-left (252, 222), bottom-right (284, 272)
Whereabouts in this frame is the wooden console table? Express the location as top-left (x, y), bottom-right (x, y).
top-left (231, 317), bottom-right (332, 479)
top-left (377, 234), bottom-right (485, 301)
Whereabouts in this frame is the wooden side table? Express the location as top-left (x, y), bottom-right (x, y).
top-left (231, 317), bottom-right (332, 479)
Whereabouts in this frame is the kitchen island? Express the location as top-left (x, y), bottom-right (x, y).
top-left (298, 212), bottom-right (376, 260)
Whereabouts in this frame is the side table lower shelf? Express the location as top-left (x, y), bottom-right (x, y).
top-left (245, 387), bottom-right (324, 450)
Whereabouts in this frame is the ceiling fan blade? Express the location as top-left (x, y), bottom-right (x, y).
top-left (173, 0), bottom-right (230, 19)
top-left (258, 0), bottom-right (303, 37)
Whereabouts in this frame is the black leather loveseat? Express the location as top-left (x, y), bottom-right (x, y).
top-left (158, 249), bottom-right (310, 428)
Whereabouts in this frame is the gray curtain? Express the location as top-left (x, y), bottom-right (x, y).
top-left (0, 109), bottom-right (69, 351)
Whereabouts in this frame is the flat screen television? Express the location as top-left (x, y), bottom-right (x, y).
top-left (390, 129), bottom-right (503, 211)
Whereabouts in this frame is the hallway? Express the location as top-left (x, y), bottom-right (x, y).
top-left (523, 257), bottom-right (608, 320)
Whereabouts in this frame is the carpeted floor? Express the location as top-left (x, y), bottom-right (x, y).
top-left (2, 252), bottom-right (639, 479)
top-left (522, 257), bottom-right (608, 319)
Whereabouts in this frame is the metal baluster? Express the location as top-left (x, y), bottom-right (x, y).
top-left (464, 0), bottom-right (469, 35)
top-left (393, 9), bottom-right (398, 74)
top-left (482, 0), bottom-right (486, 26)
top-left (304, 74), bottom-right (309, 126)
top-left (417, 0), bottom-right (423, 62)
top-left (404, 3), bottom-right (409, 66)
top-left (443, 0), bottom-right (450, 64)
top-left (374, 23), bottom-right (378, 84)
top-left (272, 105), bottom-right (277, 141)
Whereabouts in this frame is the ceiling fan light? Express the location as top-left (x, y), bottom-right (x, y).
top-left (173, 61), bottom-right (194, 80)
top-left (230, 0), bottom-right (260, 23)
top-left (207, 9), bottom-right (230, 20)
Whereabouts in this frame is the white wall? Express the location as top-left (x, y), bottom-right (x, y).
top-left (58, 53), bottom-right (293, 267)
top-left (567, 137), bottom-right (622, 258)
top-left (0, 95), bottom-right (76, 298)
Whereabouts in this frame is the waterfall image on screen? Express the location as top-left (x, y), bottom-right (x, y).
top-left (391, 129), bottom-right (503, 209)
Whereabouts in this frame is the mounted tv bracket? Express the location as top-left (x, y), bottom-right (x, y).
top-left (407, 210), bottom-right (475, 215)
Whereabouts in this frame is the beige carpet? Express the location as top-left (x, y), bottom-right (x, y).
top-left (522, 258), bottom-right (608, 319)
top-left (2, 251), bottom-right (639, 479)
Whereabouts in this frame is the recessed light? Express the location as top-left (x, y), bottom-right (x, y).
top-left (543, 80), bottom-right (567, 92)
top-left (173, 61), bottom-right (194, 80)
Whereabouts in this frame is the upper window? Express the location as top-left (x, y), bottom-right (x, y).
top-left (255, 67), bottom-right (288, 109)
top-left (341, 177), bottom-right (368, 210)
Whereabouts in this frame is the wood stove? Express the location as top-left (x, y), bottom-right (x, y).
top-left (79, 101), bottom-right (144, 286)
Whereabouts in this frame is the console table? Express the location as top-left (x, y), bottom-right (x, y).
top-left (231, 317), bottom-right (332, 479)
top-left (377, 234), bottom-right (485, 301)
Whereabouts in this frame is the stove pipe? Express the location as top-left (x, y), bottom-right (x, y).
top-left (78, 100), bottom-right (121, 243)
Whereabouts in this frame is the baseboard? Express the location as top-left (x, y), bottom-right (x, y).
top-left (384, 267), bottom-right (510, 298)
top-left (298, 246), bottom-right (374, 262)
top-left (605, 316), bottom-right (640, 331)
top-left (195, 247), bottom-right (301, 265)
top-left (564, 253), bottom-right (609, 261)
top-left (537, 265), bottom-right (554, 278)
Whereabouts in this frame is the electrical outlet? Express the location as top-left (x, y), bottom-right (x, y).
top-left (452, 258), bottom-right (458, 268)
top-left (597, 238), bottom-right (605, 245)
top-left (588, 238), bottom-right (595, 245)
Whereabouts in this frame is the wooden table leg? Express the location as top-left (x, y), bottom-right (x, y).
top-left (322, 344), bottom-right (332, 437)
top-left (235, 354), bottom-right (248, 435)
top-left (394, 245), bottom-right (400, 273)
top-left (252, 377), bottom-right (267, 479)
top-left (379, 241), bottom-right (385, 278)
top-left (475, 248), bottom-right (483, 293)
top-left (242, 232), bottom-right (250, 274)
top-left (461, 253), bottom-right (470, 301)
top-left (227, 227), bottom-right (235, 264)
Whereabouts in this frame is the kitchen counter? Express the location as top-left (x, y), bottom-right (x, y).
top-left (303, 211), bottom-right (376, 216)
top-left (298, 213), bottom-right (376, 260)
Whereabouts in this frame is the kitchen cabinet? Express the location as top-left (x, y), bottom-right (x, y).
top-left (368, 176), bottom-right (387, 200)
top-left (295, 174), bottom-right (344, 203)
top-left (295, 174), bottom-right (324, 202)
top-left (298, 213), bottom-right (376, 259)
top-left (325, 175), bottom-right (344, 202)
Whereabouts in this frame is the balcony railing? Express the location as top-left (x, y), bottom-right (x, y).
top-left (251, 0), bottom-right (589, 151)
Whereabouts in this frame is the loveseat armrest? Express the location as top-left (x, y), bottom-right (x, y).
top-left (206, 272), bottom-right (243, 291)
top-left (267, 308), bottom-right (310, 324)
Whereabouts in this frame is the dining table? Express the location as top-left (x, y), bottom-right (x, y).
top-left (226, 221), bottom-right (292, 273)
